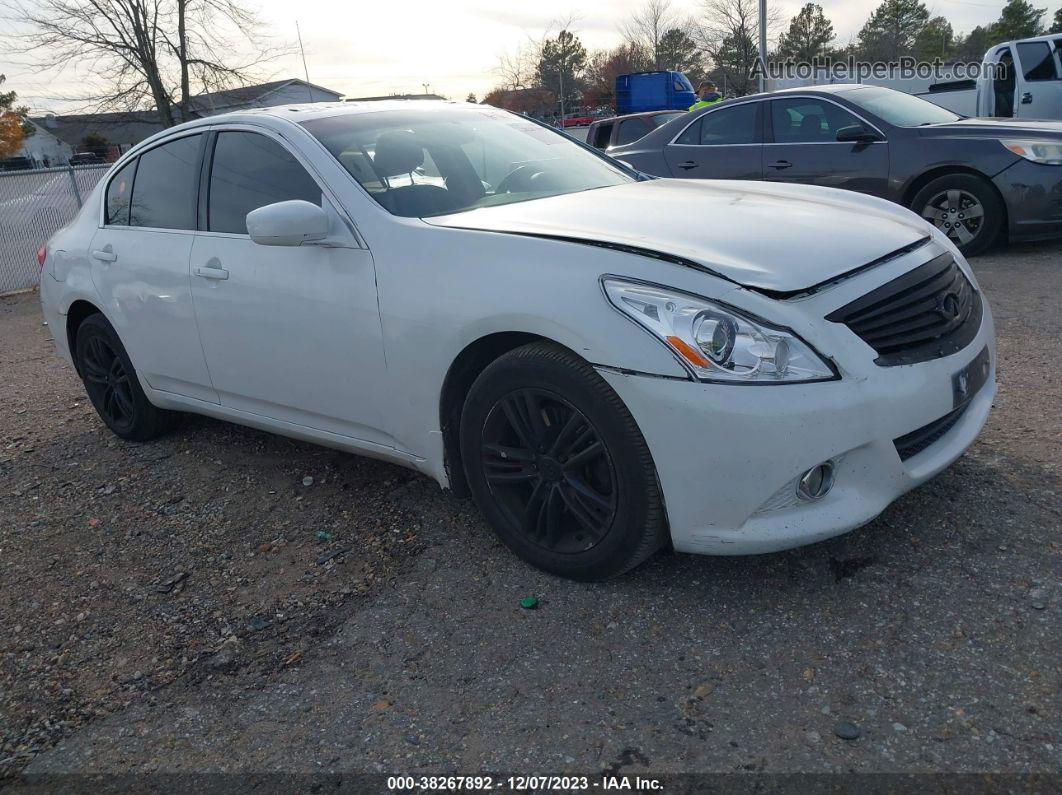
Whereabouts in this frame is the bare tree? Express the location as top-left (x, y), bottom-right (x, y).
top-left (621, 0), bottom-right (689, 70)
top-left (694, 0), bottom-right (781, 95)
top-left (5, 0), bottom-right (283, 126)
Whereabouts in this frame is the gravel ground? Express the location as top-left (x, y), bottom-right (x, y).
top-left (1, 241), bottom-right (1059, 782)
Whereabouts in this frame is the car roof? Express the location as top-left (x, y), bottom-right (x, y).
top-left (117, 100), bottom-right (486, 161)
top-left (594, 110), bottom-right (686, 124)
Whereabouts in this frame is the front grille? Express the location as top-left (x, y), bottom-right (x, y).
top-left (826, 254), bottom-right (982, 366)
top-left (894, 404), bottom-right (968, 461)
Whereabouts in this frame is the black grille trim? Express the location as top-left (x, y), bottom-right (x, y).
top-left (826, 254), bottom-right (983, 366)
top-left (894, 404), bottom-right (969, 461)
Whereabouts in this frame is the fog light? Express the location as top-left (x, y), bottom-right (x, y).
top-left (797, 462), bottom-right (834, 501)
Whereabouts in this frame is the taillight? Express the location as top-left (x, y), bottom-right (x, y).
top-left (37, 244), bottom-right (47, 271)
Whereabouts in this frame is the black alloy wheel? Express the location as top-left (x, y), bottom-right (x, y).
top-left (75, 313), bottom-right (176, 441)
top-left (480, 388), bottom-right (618, 554)
top-left (460, 341), bottom-right (667, 580)
top-left (79, 333), bottom-right (137, 432)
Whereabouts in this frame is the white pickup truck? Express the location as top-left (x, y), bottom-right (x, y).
top-left (918, 34), bottom-right (1062, 119)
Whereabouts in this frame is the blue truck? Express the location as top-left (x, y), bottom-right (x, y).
top-left (615, 71), bottom-right (696, 115)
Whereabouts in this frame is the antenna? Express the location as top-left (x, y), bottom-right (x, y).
top-left (296, 20), bottom-right (312, 101)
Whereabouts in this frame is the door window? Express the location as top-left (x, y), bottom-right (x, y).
top-left (1016, 41), bottom-right (1060, 81)
top-left (208, 131), bottom-right (322, 234)
top-left (615, 119), bottom-right (650, 146)
top-left (771, 99), bottom-right (863, 143)
top-left (128, 135), bottom-right (202, 229)
top-left (675, 103), bottom-right (759, 146)
top-left (590, 122), bottom-right (614, 149)
top-left (105, 159), bottom-right (137, 226)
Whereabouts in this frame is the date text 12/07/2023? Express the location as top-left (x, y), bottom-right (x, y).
top-left (385, 775), bottom-right (665, 791)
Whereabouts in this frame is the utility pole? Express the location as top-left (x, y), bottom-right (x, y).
top-left (758, 0), bottom-right (767, 93)
top-left (296, 21), bottom-right (312, 101)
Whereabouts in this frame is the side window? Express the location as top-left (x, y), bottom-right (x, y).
top-left (208, 131), bottom-right (322, 235)
top-left (1016, 41), bottom-right (1059, 82)
top-left (771, 99), bottom-right (862, 143)
top-left (128, 135), bottom-right (201, 229)
top-left (105, 159), bottom-right (137, 226)
top-left (591, 122), bottom-right (614, 149)
top-left (675, 118), bottom-right (701, 145)
top-left (616, 119), bottom-right (650, 146)
top-left (696, 103), bottom-right (759, 145)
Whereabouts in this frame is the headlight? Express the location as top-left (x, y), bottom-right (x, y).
top-left (1001, 139), bottom-right (1062, 166)
top-left (603, 278), bottom-right (836, 383)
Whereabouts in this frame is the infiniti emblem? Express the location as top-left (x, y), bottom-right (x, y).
top-left (936, 292), bottom-right (961, 320)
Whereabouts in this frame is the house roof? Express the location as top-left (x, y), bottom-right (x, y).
top-left (28, 79), bottom-right (344, 149)
top-left (28, 111), bottom-right (165, 148)
top-left (191, 79), bottom-right (343, 111)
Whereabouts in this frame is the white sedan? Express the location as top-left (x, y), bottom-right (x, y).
top-left (38, 100), bottom-right (996, 580)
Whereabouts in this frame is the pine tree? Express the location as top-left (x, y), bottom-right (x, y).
top-left (856, 0), bottom-right (931, 61)
top-left (992, 0), bottom-right (1046, 41)
top-left (913, 17), bottom-right (954, 61)
top-left (777, 4), bottom-right (835, 62)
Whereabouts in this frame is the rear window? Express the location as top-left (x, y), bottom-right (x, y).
top-left (128, 135), bottom-right (201, 230)
top-left (105, 159), bottom-right (136, 226)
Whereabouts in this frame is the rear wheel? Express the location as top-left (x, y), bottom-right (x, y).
top-left (460, 342), bottom-right (667, 580)
top-left (911, 174), bottom-right (1003, 257)
top-left (75, 314), bottom-right (176, 441)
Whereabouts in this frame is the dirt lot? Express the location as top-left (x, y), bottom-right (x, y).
top-left (1, 241), bottom-right (1059, 782)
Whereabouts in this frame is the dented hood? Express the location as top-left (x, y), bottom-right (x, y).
top-left (425, 179), bottom-right (930, 293)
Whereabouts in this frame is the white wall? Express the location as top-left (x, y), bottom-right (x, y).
top-left (16, 121), bottom-right (73, 166)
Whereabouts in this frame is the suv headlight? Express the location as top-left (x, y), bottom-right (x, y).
top-left (603, 278), bottom-right (836, 383)
top-left (1002, 139), bottom-right (1062, 166)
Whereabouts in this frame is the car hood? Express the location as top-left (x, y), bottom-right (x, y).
top-left (425, 179), bottom-right (930, 293)
top-left (920, 117), bottom-right (1062, 138)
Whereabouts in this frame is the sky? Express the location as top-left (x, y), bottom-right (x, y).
top-left (1, 0), bottom-right (1059, 113)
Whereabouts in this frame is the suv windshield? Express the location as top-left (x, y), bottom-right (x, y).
top-left (841, 86), bottom-right (962, 126)
top-left (302, 107), bottom-right (633, 218)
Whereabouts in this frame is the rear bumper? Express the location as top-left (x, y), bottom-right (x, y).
top-left (598, 302), bottom-right (996, 556)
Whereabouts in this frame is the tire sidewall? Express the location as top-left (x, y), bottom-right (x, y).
top-left (911, 174), bottom-right (1003, 257)
top-left (75, 315), bottom-right (162, 441)
top-left (460, 349), bottom-right (657, 580)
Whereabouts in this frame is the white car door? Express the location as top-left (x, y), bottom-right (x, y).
top-left (1014, 39), bottom-right (1062, 119)
top-left (188, 128), bottom-right (390, 446)
top-left (89, 134), bottom-right (220, 404)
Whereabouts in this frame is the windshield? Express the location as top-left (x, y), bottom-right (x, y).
top-left (302, 107), bottom-right (633, 218)
top-left (651, 112), bottom-right (685, 127)
top-left (841, 86), bottom-right (961, 127)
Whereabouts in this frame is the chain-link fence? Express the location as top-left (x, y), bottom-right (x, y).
top-left (0, 164), bottom-right (110, 295)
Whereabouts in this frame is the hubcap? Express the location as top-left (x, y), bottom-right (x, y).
top-left (921, 188), bottom-right (985, 247)
top-left (480, 389), bottom-right (617, 554)
top-left (80, 336), bottom-right (135, 429)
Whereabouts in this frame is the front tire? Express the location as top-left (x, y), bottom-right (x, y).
top-left (75, 314), bottom-right (176, 441)
top-left (910, 174), bottom-right (1004, 257)
top-left (460, 342), bottom-right (667, 580)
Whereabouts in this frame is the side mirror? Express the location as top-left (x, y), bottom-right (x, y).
top-left (246, 200), bottom-right (329, 247)
top-left (835, 124), bottom-right (881, 144)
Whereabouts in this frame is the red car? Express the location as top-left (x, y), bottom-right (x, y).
top-left (560, 114), bottom-right (594, 128)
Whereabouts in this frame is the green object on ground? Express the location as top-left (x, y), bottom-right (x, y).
top-left (315, 530), bottom-right (332, 542)
top-left (520, 597), bottom-right (538, 609)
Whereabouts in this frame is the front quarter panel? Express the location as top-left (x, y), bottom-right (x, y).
top-left (362, 219), bottom-right (733, 457)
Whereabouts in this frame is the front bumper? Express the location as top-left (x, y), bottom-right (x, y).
top-left (993, 158), bottom-right (1062, 242)
top-left (599, 292), bottom-right (996, 556)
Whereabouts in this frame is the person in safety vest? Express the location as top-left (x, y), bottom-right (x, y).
top-left (689, 82), bottom-right (723, 111)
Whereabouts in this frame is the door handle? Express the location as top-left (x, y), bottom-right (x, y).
top-left (91, 249), bottom-right (117, 262)
top-left (1021, 92), bottom-right (1032, 104)
top-left (194, 266), bottom-right (229, 280)
top-left (768, 160), bottom-right (792, 170)
top-left (677, 161), bottom-right (698, 170)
